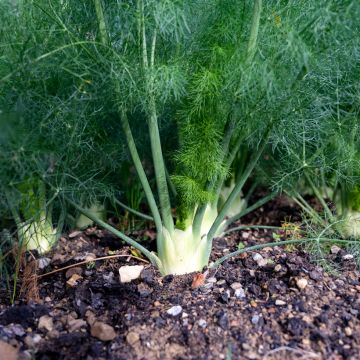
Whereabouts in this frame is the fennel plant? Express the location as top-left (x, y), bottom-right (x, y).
top-left (2, 0), bottom-right (359, 275)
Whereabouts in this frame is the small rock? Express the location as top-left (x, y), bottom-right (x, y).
top-left (166, 305), bottom-right (182, 316)
top-left (126, 331), bottom-right (140, 345)
top-left (44, 297), bottom-right (52, 303)
top-left (182, 312), bottom-right (188, 318)
top-left (69, 230), bottom-right (82, 238)
top-left (218, 312), bottom-right (229, 330)
top-left (217, 279), bottom-right (226, 286)
top-left (198, 319), bottom-right (207, 328)
top-left (344, 327), bottom-right (352, 337)
top-left (66, 274), bottom-right (83, 287)
top-left (38, 258), bottom-right (51, 270)
top-left (234, 288), bottom-right (246, 299)
top-left (275, 300), bottom-right (286, 306)
top-left (119, 265), bottom-right (144, 283)
top-left (0, 341), bottom-right (18, 360)
top-left (85, 311), bottom-right (97, 326)
top-left (65, 267), bottom-right (83, 279)
top-left (309, 270), bottom-right (322, 281)
top-left (90, 322), bottom-right (116, 341)
top-left (207, 277), bottom-right (217, 284)
top-left (257, 258), bottom-right (268, 267)
top-left (38, 315), bottom-right (54, 332)
top-left (296, 278), bottom-right (308, 290)
top-left (274, 264), bottom-right (282, 272)
top-left (343, 254), bottom-right (354, 260)
top-left (137, 283), bottom-right (153, 297)
top-left (252, 253), bottom-right (263, 262)
top-left (242, 232), bottom-right (250, 239)
top-left (8, 324), bottom-right (25, 337)
top-left (230, 282), bottom-right (242, 290)
top-left (84, 253), bottom-right (97, 262)
top-left (251, 314), bottom-right (260, 325)
top-left (330, 245), bottom-right (341, 254)
top-left (68, 318), bottom-right (87, 332)
top-left (24, 334), bottom-right (42, 348)
top-left (47, 330), bottom-right (60, 339)
top-left (220, 290), bottom-right (231, 303)
top-left (103, 272), bottom-right (115, 283)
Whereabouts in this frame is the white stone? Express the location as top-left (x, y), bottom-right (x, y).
top-left (119, 265), bottom-right (144, 283)
top-left (166, 305), bottom-right (182, 316)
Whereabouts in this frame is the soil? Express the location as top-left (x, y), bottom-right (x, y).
top-left (0, 195), bottom-right (359, 360)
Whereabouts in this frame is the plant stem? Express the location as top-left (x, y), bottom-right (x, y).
top-left (246, 0), bottom-right (262, 63)
top-left (65, 196), bottom-right (161, 267)
top-left (113, 198), bottom-right (154, 222)
top-left (211, 237), bottom-right (360, 268)
top-left (207, 124), bottom-right (272, 245)
top-left (222, 225), bottom-right (281, 236)
top-left (305, 172), bottom-right (335, 222)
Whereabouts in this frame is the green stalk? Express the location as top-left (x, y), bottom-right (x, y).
top-left (118, 110), bottom-right (162, 234)
top-left (147, 105), bottom-right (174, 234)
top-left (93, 0), bottom-right (163, 242)
top-left (246, 0), bottom-right (262, 63)
top-left (305, 172), bottom-right (335, 222)
top-left (224, 190), bottom-right (278, 228)
top-left (113, 198), bottom-right (154, 222)
top-left (222, 225), bottom-right (281, 236)
top-left (139, 8), bottom-right (173, 234)
top-left (94, 0), bottom-right (109, 45)
top-left (207, 124), bottom-right (272, 245)
top-left (66, 196), bottom-right (161, 267)
top-left (211, 237), bottom-right (359, 268)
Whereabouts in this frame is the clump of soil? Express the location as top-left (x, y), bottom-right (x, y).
top-left (0, 196), bottom-right (359, 359)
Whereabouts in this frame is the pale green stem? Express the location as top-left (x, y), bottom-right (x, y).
top-left (113, 198), bottom-right (154, 222)
top-left (66, 197), bottom-right (161, 267)
top-left (305, 172), bottom-right (335, 222)
top-left (91, 1), bottom-right (165, 255)
top-left (222, 225), bottom-right (281, 236)
top-left (94, 0), bottom-right (109, 45)
top-left (246, 0), bottom-right (262, 63)
top-left (211, 238), bottom-right (359, 268)
top-left (207, 124), bottom-right (272, 246)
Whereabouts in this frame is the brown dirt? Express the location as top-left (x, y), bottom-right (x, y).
top-left (0, 195), bottom-right (359, 360)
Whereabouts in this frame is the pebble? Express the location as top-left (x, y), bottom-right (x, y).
top-left (217, 279), bottom-right (226, 286)
top-left (296, 278), bottom-right (308, 290)
top-left (207, 277), bottom-right (217, 283)
top-left (90, 322), bottom-right (116, 341)
top-left (137, 283), bottom-right (153, 297)
top-left (24, 334), bottom-right (42, 348)
top-left (119, 265), bottom-right (144, 283)
top-left (126, 331), bottom-right (140, 345)
top-left (275, 300), bottom-right (286, 306)
top-left (221, 290), bottom-right (230, 303)
top-left (166, 305), bottom-right (182, 316)
top-left (343, 254), bottom-right (354, 260)
top-left (344, 327), bottom-right (352, 337)
top-left (198, 319), bottom-right (207, 328)
top-left (68, 318), bottom-right (87, 332)
top-left (309, 270), bottom-right (322, 281)
top-left (38, 315), bottom-right (54, 332)
top-left (65, 267), bottom-right (83, 279)
top-left (69, 230), bottom-right (82, 238)
top-left (252, 253), bottom-right (263, 262)
top-left (251, 314), bottom-right (260, 325)
top-left (330, 245), bottom-right (341, 254)
top-left (242, 232), bottom-right (250, 239)
top-left (0, 340), bottom-right (19, 360)
top-left (38, 258), bottom-right (51, 270)
top-left (274, 264), bottom-right (282, 272)
top-left (234, 288), bottom-right (246, 299)
top-left (230, 282), bottom-right (242, 290)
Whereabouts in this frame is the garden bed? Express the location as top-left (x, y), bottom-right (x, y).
top-left (0, 196), bottom-right (359, 360)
